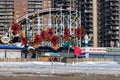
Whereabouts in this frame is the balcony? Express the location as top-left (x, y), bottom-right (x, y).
top-left (109, 32), bottom-right (119, 35)
top-left (84, 10), bottom-right (92, 13)
top-left (115, 36), bottom-right (119, 39)
top-left (115, 32), bottom-right (119, 34)
top-left (111, 16), bottom-right (119, 20)
top-left (111, 26), bottom-right (119, 30)
top-left (85, 18), bottom-right (93, 22)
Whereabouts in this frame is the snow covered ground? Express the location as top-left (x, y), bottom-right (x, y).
top-left (0, 61), bottom-right (120, 76)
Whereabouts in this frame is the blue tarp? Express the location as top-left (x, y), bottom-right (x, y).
top-left (39, 46), bottom-right (74, 53)
top-left (0, 44), bottom-right (24, 50)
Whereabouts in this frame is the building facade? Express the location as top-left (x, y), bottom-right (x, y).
top-left (75, 0), bottom-right (120, 47)
top-left (98, 0), bottom-right (120, 47)
top-left (0, 0), bottom-right (44, 37)
top-left (42, 0), bottom-right (52, 29)
top-left (53, 0), bottom-right (70, 9)
top-left (14, 0), bottom-right (28, 22)
top-left (0, 0), bottom-right (14, 36)
top-left (99, 0), bottom-right (120, 47)
top-left (76, 0), bottom-right (98, 47)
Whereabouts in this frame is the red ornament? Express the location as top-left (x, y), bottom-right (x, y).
top-left (64, 28), bottom-right (70, 39)
top-left (40, 30), bottom-right (46, 40)
top-left (21, 36), bottom-right (27, 45)
top-left (34, 34), bottom-right (40, 44)
top-left (12, 23), bottom-right (20, 35)
top-left (47, 28), bottom-right (53, 37)
top-left (75, 27), bottom-right (84, 37)
top-left (51, 35), bottom-right (58, 46)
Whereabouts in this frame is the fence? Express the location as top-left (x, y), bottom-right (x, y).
top-left (0, 47), bottom-right (120, 62)
top-left (88, 52), bottom-right (120, 62)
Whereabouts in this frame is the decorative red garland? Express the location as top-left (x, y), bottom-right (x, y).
top-left (51, 35), bottom-right (58, 46)
top-left (12, 23), bottom-right (19, 35)
top-left (64, 28), bottom-right (70, 39)
top-left (75, 27), bottom-right (84, 37)
top-left (47, 28), bottom-right (53, 37)
top-left (40, 30), bottom-right (46, 40)
top-left (34, 34), bottom-right (40, 44)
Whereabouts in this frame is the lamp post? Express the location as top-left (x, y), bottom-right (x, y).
top-left (24, 17), bottom-right (28, 58)
top-left (24, 15), bottom-right (33, 58)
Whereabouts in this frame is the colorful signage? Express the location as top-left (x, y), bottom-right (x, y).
top-left (106, 48), bottom-right (120, 52)
top-left (83, 47), bottom-right (106, 53)
top-left (1, 36), bottom-right (10, 44)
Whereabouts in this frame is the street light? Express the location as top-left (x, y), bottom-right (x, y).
top-left (24, 16), bottom-right (32, 58)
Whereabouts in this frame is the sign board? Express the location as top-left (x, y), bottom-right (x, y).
top-left (1, 36), bottom-right (10, 44)
top-left (106, 48), bottom-right (120, 52)
top-left (83, 47), bottom-right (106, 53)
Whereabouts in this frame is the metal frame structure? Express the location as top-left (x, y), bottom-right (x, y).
top-left (16, 8), bottom-right (82, 47)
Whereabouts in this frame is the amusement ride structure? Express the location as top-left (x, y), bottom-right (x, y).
top-left (1, 8), bottom-right (119, 61)
top-left (0, 8), bottom-right (89, 51)
top-left (18, 8), bottom-right (84, 47)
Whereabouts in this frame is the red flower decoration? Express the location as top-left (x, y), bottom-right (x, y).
top-left (21, 36), bottom-right (27, 45)
top-left (64, 28), bottom-right (70, 39)
top-left (34, 34), bottom-right (40, 44)
top-left (12, 23), bottom-right (20, 35)
top-left (51, 35), bottom-right (58, 46)
top-left (40, 30), bottom-right (46, 40)
top-left (47, 28), bottom-right (53, 37)
top-left (75, 27), bottom-right (84, 37)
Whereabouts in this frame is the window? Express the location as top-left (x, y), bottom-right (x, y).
top-left (48, 1), bottom-right (51, 4)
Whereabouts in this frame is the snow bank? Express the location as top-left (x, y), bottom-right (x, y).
top-left (0, 61), bottom-right (120, 75)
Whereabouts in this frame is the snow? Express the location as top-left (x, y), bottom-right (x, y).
top-left (0, 61), bottom-right (120, 76)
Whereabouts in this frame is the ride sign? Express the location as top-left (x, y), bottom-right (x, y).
top-left (1, 36), bottom-right (10, 44)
